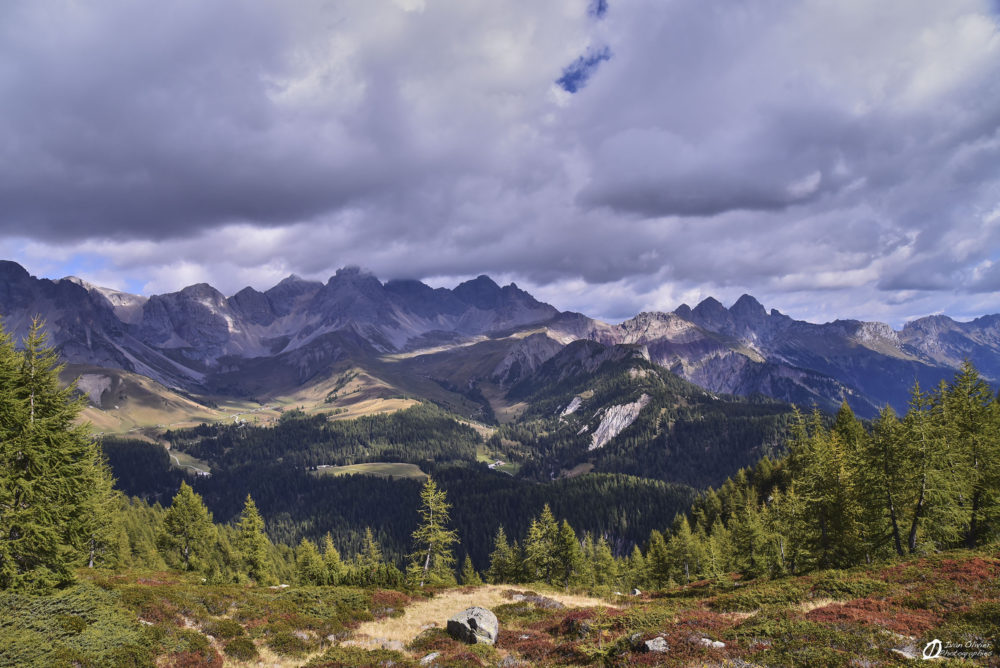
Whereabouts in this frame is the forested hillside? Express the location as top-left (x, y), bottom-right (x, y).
top-left (2, 318), bottom-right (998, 666)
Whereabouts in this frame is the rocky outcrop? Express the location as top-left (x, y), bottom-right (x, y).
top-left (589, 394), bottom-right (650, 451)
top-left (492, 333), bottom-right (564, 387)
top-left (560, 396), bottom-right (582, 418)
top-left (446, 607), bottom-right (498, 645)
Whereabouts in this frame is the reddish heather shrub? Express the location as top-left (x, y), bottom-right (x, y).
top-left (551, 609), bottom-right (596, 637)
top-left (409, 627), bottom-right (465, 654)
top-left (497, 629), bottom-right (558, 662)
top-left (936, 558), bottom-right (1000, 587)
top-left (438, 650), bottom-right (483, 666)
top-left (805, 598), bottom-right (942, 635)
top-left (673, 607), bottom-right (737, 634)
top-left (372, 589), bottom-right (411, 609)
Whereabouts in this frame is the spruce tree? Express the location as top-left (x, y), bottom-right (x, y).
top-left (407, 477), bottom-right (458, 587)
top-left (0, 318), bottom-right (121, 590)
top-left (236, 495), bottom-right (274, 585)
top-left (158, 482), bottom-right (215, 571)
top-left (459, 555), bottom-right (483, 585)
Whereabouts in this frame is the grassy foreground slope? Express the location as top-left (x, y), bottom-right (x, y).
top-left (3, 549), bottom-right (997, 667)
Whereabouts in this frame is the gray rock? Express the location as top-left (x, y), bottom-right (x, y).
top-left (446, 606), bottom-right (499, 645)
top-left (631, 588), bottom-right (641, 596)
top-left (698, 637), bottom-right (725, 649)
top-left (644, 636), bottom-right (669, 653)
top-left (419, 651), bottom-right (440, 665)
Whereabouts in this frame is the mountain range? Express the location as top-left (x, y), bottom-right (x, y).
top-left (1, 259), bottom-right (997, 421)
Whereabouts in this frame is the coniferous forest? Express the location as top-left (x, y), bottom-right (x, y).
top-left (2, 318), bottom-right (999, 666)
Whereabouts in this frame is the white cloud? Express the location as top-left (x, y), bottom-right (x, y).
top-left (0, 0), bottom-right (998, 327)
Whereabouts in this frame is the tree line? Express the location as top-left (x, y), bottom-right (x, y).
top-left (2, 314), bottom-right (996, 597)
top-left (479, 362), bottom-right (999, 590)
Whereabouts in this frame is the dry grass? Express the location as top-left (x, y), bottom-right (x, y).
top-left (799, 597), bottom-right (842, 613)
top-left (353, 585), bottom-right (614, 647)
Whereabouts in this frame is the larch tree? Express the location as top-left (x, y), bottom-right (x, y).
top-left (407, 477), bottom-right (458, 587)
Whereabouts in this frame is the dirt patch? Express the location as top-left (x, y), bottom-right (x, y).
top-left (351, 585), bottom-right (613, 648)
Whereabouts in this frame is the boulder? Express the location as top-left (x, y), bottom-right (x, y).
top-left (419, 651), bottom-right (440, 665)
top-left (644, 636), bottom-right (669, 653)
top-left (446, 606), bottom-right (499, 645)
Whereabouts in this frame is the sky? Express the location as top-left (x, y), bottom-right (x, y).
top-left (1, 0), bottom-right (1000, 327)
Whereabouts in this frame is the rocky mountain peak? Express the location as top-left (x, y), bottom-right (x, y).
top-left (0, 260), bottom-right (30, 283)
top-left (731, 294), bottom-right (767, 320)
top-left (454, 275), bottom-right (503, 309)
top-left (229, 287), bottom-right (276, 326)
top-left (693, 296), bottom-right (725, 315)
top-left (178, 283), bottom-right (227, 305)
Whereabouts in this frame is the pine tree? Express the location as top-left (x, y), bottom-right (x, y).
top-left (459, 555), bottom-right (483, 585)
top-left (236, 495), bottom-right (274, 585)
top-left (486, 526), bottom-right (520, 584)
top-left (158, 482), bottom-right (215, 571)
top-left (625, 544), bottom-right (647, 590)
top-left (940, 362), bottom-right (998, 548)
top-left (645, 530), bottom-right (671, 589)
top-left (730, 488), bottom-right (772, 578)
top-left (667, 516), bottom-right (704, 584)
top-left (593, 535), bottom-right (617, 589)
top-left (553, 519), bottom-right (584, 588)
top-left (407, 478), bottom-right (458, 587)
top-left (855, 406), bottom-right (906, 557)
top-left (357, 527), bottom-right (384, 585)
top-left (704, 522), bottom-right (732, 583)
top-left (296, 538), bottom-right (325, 585)
top-left (523, 505), bottom-right (559, 584)
top-left (322, 533), bottom-right (346, 585)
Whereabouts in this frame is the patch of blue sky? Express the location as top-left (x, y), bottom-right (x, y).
top-left (556, 46), bottom-right (612, 93)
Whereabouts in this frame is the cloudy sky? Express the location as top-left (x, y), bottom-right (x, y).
top-left (2, 0), bottom-right (999, 326)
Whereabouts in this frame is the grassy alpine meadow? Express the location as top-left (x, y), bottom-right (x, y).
top-left (309, 462), bottom-right (429, 481)
top-left (2, 548), bottom-right (997, 667)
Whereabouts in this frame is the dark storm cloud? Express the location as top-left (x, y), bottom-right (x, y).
top-left (2, 0), bottom-right (1000, 327)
